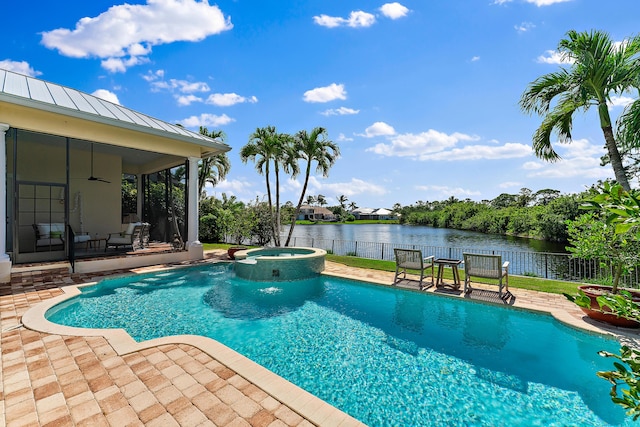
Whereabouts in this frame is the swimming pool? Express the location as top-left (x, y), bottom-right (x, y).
top-left (45, 263), bottom-right (632, 426)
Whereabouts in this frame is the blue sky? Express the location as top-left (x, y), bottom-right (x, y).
top-left (3, 0), bottom-right (639, 208)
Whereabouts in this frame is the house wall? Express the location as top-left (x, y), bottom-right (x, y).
top-left (69, 148), bottom-right (122, 237)
top-left (11, 134), bottom-right (123, 247)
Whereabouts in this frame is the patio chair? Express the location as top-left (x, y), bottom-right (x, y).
top-left (105, 222), bottom-right (145, 251)
top-left (463, 253), bottom-right (509, 298)
top-left (393, 248), bottom-right (435, 290)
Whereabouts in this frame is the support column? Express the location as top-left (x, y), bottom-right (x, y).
top-left (136, 173), bottom-right (143, 221)
top-left (0, 123), bottom-right (12, 283)
top-left (187, 157), bottom-right (203, 258)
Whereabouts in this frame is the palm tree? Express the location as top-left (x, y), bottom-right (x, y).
top-left (305, 195), bottom-right (316, 206)
top-left (348, 201), bottom-right (358, 211)
top-left (316, 194), bottom-right (327, 207)
top-left (273, 133), bottom-right (299, 245)
top-left (337, 194), bottom-right (348, 209)
top-left (520, 29), bottom-right (640, 191)
top-left (240, 126), bottom-right (281, 245)
top-left (284, 127), bottom-right (340, 246)
top-left (198, 128), bottom-right (230, 197)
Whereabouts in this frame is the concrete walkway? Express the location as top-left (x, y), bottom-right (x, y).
top-left (1, 250), bottom-right (639, 426)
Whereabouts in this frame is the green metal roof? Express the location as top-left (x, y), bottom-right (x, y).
top-left (0, 69), bottom-right (230, 153)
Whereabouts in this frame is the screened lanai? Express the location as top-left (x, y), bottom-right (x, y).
top-left (0, 69), bottom-right (230, 282)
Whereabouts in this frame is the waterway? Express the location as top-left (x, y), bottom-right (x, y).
top-left (286, 223), bottom-right (568, 254)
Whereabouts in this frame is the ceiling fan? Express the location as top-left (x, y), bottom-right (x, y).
top-left (88, 144), bottom-right (111, 183)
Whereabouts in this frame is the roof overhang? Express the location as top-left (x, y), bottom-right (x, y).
top-left (0, 69), bottom-right (231, 163)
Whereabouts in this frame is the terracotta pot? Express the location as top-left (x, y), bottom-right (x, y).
top-left (578, 285), bottom-right (640, 328)
top-left (227, 246), bottom-right (247, 260)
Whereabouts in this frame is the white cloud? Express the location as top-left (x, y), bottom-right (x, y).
top-left (210, 178), bottom-right (254, 196)
top-left (608, 95), bottom-right (634, 109)
top-left (471, 56), bottom-right (480, 62)
top-left (419, 142), bottom-right (532, 161)
top-left (41, 0), bottom-right (232, 72)
top-left (147, 76), bottom-right (210, 93)
top-left (537, 50), bottom-right (574, 65)
top-left (336, 133), bottom-right (354, 142)
top-left (0, 60), bottom-right (42, 77)
top-left (414, 185), bottom-right (481, 198)
top-left (306, 176), bottom-right (387, 197)
top-left (91, 89), bottom-right (120, 104)
top-left (313, 11), bottom-right (376, 28)
top-left (176, 94), bottom-right (203, 106)
top-left (142, 69), bottom-right (165, 82)
top-left (379, 3), bottom-right (409, 19)
top-left (367, 129), bottom-right (479, 157)
top-left (180, 113), bottom-right (234, 127)
top-left (515, 22), bottom-right (535, 33)
top-left (206, 93), bottom-right (258, 106)
top-left (524, 139), bottom-right (612, 180)
top-left (303, 83), bottom-right (347, 103)
top-left (499, 181), bottom-right (522, 189)
top-left (361, 122), bottom-right (396, 138)
top-left (321, 107), bottom-right (360, 116)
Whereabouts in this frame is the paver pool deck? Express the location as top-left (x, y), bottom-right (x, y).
top-left (2, 249), bottom-right (639, 427)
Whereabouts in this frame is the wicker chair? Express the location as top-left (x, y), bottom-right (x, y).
top-left (463, 253), bottom-right (510, 298)
top-left (393, 248), bottom-right (435, 290)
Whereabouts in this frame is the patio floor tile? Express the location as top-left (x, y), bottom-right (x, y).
top-left (3, 249), bottom-right (638, 427)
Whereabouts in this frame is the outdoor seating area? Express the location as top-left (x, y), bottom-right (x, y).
top-left (393, 248), bottom-right (435, 289)
top-left (33, 223), bottom-right (91, 251)
top-left (392, 249), bottom-right (512, 299)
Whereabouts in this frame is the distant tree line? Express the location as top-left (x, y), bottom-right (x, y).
top-left (396, 187), bottom-right (594, 242)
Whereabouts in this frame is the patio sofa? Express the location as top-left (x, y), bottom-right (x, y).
top-left (33, 223), bottom-right (91, 250)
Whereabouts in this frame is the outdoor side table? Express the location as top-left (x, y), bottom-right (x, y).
top-left (88, 236), bottom-right (106, 250)
top-left (434, 258), bottom-right (462, 290)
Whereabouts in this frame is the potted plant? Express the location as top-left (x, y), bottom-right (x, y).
top-left (227, 246), bottom-right (247, 260)
top-left (564, 183), bottom-right (640, 327)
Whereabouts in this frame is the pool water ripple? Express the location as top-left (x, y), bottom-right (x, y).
top-left (46, 264), bottom-right (634, 427)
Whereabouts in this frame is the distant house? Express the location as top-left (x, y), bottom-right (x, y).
top-left (297, 205), bottom-right (336, 221)
top-left (351, 207), bottom-right (397, 220)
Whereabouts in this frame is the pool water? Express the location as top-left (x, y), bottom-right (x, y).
top-left (46, 264), bottom-right (633, 426)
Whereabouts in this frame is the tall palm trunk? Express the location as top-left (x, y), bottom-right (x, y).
top-left (264, 162), bottom-right (278, 246)
top-left (602, 126), bottom-right (631, 191)
top-left (285, 161), bottom-right (312, 247)
top-left (599, 102), bottom-right (631, 191)
top-left (273, 163), bottom-right (281, 247)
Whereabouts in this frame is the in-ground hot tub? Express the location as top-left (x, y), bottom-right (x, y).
top-left (233, 247), bottom-right (326, 281)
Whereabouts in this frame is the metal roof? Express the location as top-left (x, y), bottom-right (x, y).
top-left (0, 69), bottom-right (230, 153)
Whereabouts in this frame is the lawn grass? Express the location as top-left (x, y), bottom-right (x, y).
top-left (202, 243), bottom-right (581, 296)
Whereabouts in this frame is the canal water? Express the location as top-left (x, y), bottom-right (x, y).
top-left (286, 223), bottom-right (568, 254)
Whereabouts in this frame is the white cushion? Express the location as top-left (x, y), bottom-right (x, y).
top-left (123, 222), bottom-right (141, 236)
top-left (37, 223), bottom-right (51, 238)
top-left (37, 223), bottom-right (65, 238)
top-left (108, 236), bottom-right (133, 244)
top-left (74, 235), bottom-right (91, 243)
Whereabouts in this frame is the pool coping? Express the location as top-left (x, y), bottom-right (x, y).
top-left (20, 258), bottom-right (640, 426)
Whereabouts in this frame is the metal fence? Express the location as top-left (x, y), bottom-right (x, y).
top-left (287, 236), bottom-right (640, 287)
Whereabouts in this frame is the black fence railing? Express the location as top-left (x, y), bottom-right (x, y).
top-left (286, 236), bottom-right (640, 288)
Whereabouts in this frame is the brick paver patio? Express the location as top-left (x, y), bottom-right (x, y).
top-left (2, 249), bottom-right (639, 426)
